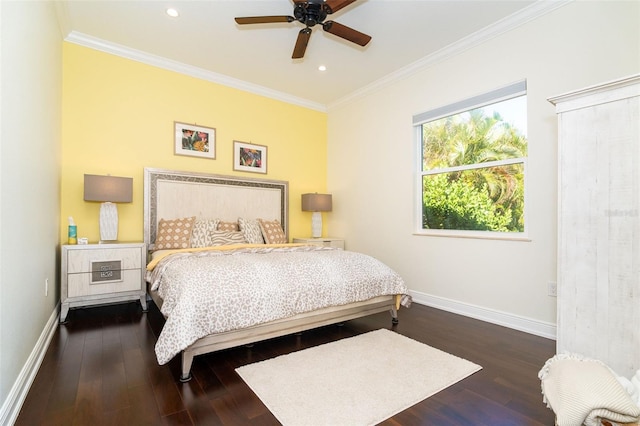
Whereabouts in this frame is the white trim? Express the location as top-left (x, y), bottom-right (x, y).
top-left (548, 73), bottom-right (640, 113)
top-left (64, 31), bottom-right (327, 113)
top-left (328, 0), bottom-right (572, 109)
top-left (0, 304), bottom-right (59, 426)
top-left (410, 289), bottom-right (557, 340)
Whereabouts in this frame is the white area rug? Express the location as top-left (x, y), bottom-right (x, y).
top-left (235, 328), bottom-right (482, 425)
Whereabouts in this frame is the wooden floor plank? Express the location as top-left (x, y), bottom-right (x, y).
top-left (72, 334), bottom-right (104, 426)
top-left (43, 331), bottom-right (85, 415)
top-left (175, 378), bottom-right (225, 426)
top-left (15, 300), bottom-right (557, 425)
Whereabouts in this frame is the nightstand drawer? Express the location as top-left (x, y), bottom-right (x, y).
top-left (67, 247), bottom-right (142, 274)
top-left (68, 269), bottom-right (142, 297)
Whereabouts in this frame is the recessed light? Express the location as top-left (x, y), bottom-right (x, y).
top-left (166, 8), bottom-right (179, 18)
top-left (318, 65), bottom-right (327, 71)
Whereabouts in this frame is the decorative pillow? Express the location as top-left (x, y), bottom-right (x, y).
top-left (258, 219), bottom-right (287, 244)
top-left (238, 217), bottom-right (264, 244)
top-left (217, 221), bottom-right (239, 232)
top-left (190, 218), bottom-right (220, 248)
top-left (209, 231), bottom-right (247, 246)
top-left (154, 217), bottom-right (195, 250)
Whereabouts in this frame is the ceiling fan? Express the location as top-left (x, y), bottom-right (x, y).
top-left (234, 0), bottom-right (371, 59)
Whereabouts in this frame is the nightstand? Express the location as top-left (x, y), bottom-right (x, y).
top-left (60, 242), bottom-right (147, 322)
top-left (292, 237), bottom-right (345, 250)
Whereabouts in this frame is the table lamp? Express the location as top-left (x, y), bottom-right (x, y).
top-left (84, 174), bottom-right (133, 242)
top-left (301, 193), bottom-right (332, 238)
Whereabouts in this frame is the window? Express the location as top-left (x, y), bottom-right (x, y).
top-left (414, 81), bottom-right (527, 237)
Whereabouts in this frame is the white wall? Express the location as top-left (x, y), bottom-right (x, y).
top-left (0, 1), bottom-right (62, 422)
top-left (326, 1), bottom-right (640, 336)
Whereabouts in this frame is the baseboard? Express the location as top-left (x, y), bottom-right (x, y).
top-left (410, 290), bottom-right (557, 340)
top-left (0, 303), bottom-right (59, 426)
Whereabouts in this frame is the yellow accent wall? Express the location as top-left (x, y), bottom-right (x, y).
top-left (61, 43), bottom-right (327, 244)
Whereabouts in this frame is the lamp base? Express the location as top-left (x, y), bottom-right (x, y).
top-left (311, 211), bottom-right (323, 238)
top-left (99, 202), bottom-right (119, 242)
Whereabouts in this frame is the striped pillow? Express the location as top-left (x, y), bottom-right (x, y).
top-left (238, 217), bottom-right (264, 244)
top-left (209, 231), bottom-right (247, 246)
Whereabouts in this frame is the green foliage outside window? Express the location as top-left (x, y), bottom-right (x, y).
top-left (421, 105), bottom-right (527, 232)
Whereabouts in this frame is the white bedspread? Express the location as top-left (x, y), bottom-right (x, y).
top-left (146, 245), bottom-right (409, 365)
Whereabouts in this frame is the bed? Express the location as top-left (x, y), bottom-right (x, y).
top-left (143, 167), bottom-right (410, 381)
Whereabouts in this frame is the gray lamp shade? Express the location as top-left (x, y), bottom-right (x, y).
top-left (84, 174), bottom-right (133, 203)
top-left (301, 193), bottom-right (332, 212)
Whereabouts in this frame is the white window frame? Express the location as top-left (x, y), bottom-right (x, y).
top-left (413, 80), bottom-right (529, 241)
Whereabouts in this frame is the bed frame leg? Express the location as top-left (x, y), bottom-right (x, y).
top-left (181, 351), bottom-right (194, 382)
top-left (390, 306), bottom-right (399, 325)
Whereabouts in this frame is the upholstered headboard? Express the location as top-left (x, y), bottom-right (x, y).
top-left (143, 168), bottom-right (288, 248)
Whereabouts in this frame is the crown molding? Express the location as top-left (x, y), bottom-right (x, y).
top-left (327, 0), bottom-right (573, 110)
top-left (63, 0), bottom-right (571, 113)
top-left (64, 31), bottom-right (327, 113)
top-left (53, 1), bottom-right (71, 40)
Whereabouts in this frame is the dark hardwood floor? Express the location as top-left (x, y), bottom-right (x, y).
top-left (16, 300), bottom-right (556, 425)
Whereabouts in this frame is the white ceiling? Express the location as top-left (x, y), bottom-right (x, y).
top-left (57, 0), bottom-right (558, 110)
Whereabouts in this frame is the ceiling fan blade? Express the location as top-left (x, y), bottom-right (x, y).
top-left (292, 28), bottom-right (312, 59)
top-left (235, 16), bottom-right (294, 25)
top-left (322, 21), bottom-right (371, 46)
top-left (323, 0), bottom-right (358, 14)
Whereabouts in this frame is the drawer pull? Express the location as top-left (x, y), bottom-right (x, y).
top-left (91, 260), bottom-right (122, 284)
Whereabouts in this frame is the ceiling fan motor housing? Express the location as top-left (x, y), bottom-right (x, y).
top-left (294, 1), bottom-right (328, 27)
top-left (235, 0), bottom-right (370, 59)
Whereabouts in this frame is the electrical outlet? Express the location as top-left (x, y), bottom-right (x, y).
top-left (548, 281), bottom-right (557, 297)
top-left (45, 278), bottom-right (49, 297)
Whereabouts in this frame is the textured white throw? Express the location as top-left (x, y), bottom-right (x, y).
top-left (236, 329), bottom-right (482, 426)
top-left (539, 353), bottom-right (640, 426)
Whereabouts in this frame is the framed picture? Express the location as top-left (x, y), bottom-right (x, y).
top-left (174, 122), bottom-right (216, 159)
top-left (233, 141), bottom-right (268, 174)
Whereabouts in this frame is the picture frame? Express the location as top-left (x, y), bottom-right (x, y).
top-left (174, 122), bottom-right (216, 159)
top-left (233, 141), bottom-right (268, 174)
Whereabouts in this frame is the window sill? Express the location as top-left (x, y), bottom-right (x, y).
top-left (412, 230), bottom-right (531, 242)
